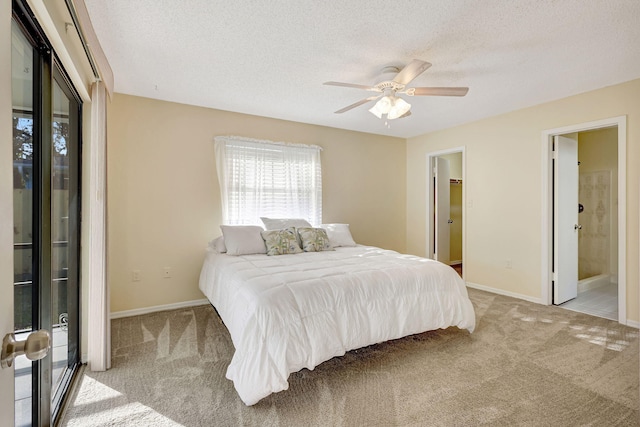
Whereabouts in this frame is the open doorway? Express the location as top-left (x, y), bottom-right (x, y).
top-left (562, 128), bottom-right (619, 319)
top-left (542, 117), bottom-right (627, 324)
top-left (427, 148), bottom-right (465, 279)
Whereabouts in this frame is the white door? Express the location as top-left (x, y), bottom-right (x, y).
top-left (1, 0), bottom-right (15, 420)
top-left (435, 157), bottom-right (451, 265)
top-left (554, 134), bottom-right (579, 304)
top-left (0, 275), bottom-right (13, 426)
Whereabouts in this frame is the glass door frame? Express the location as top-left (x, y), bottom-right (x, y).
top-left (50, 64), bottom-right (82, 422)
top-left (13, 2), bottom-right (53, 423)
top-left (12, 0), bottom-right (82, 424)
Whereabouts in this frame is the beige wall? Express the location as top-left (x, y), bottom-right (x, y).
top-left (407, 78), bottom-right (640, 324)
top-left (450, 183), bottom-right (463, 263)
top-left (441, 152), bottom-right (463, 262)
top-left (440, 152), bottom-right (463, 180)
top-left (107, 94), bottom-right (406, 313)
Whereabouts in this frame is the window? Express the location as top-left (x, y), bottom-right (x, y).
top-left (215, 136), bottom-right (322, 225)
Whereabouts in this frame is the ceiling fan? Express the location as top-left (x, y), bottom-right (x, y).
top-left (324, 59), bottom-right (468, 120)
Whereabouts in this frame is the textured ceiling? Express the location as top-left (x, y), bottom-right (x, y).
top-left (84, 0), bottom-right (640, 138)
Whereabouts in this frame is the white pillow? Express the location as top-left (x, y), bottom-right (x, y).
top-left (208, 236), bottom-right (227, 253)
top-left (321, 223), bottom-right (356, 247)
top-left (220, 225), bottom-right (267, 255)
top-left (260, 217), bottom-right (312, 230)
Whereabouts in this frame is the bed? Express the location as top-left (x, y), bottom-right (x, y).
top-left (198, 231), bottom-right (476, 406)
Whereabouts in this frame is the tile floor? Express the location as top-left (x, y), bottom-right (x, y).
top-left (559, 282), bottom-right (618, 321)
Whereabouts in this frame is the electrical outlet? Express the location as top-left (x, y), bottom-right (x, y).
top-left (132, 270), bottom-right (141, 282)
top-left (506, 259), bottom-right (512, 269)
top-left (162, 267), bottom-right (171, 278)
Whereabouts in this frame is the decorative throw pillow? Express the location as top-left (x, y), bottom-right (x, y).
top-left (260, 217), bottom-right (312, 230)
top-left (320, 223), bottom-right (357, 247)
top-left (208, 236), bottom-right (227, 253)
top-left (261, 217), bottom-right (311, 247)
top-left (297, 227), bottom-right (334, 252)
top-left (261, 227), bottom-right (303, 256)
top-left (220, 225), bottom-right (267, 256)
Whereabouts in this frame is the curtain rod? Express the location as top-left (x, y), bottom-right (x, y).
top-left (215, 135), bottom-right (323, 151)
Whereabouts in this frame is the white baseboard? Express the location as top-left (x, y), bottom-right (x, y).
top-left (107, 290), bottom-right (638, 328)
top-left (110, 298), bottom-right (210, 319)
top-left (466, 282), bottom-right (639, 328)
top-left (449, 260), bottom-right (462, 266)
top-left (465, 281), bottom-right (543, 304)
top-left (625, 319), bottom-right (640, 329)
top-left (578, 274), bottom-right (610, 293)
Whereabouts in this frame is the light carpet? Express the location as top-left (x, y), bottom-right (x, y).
top-left (60, 288), bottom-right (639, 426)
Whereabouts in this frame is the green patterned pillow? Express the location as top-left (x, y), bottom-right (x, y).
top-left (297, 227), bottom-right (334, 252)
top-left (260, 227), bottom-right (303, 256)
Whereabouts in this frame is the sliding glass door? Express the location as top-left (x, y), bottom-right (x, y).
top-left (50, 67), bottom-right (81, 421)
top-left (12, 15), bottom-right (37, 426)
top-left (11, 1), bottom-right (81, 424)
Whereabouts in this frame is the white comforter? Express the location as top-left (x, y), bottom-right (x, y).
top-left (198, 245), bottom-right (476, 405)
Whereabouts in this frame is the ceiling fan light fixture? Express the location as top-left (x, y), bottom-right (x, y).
top-left (387, 97), bottom-right (411, 120)
top-left (326, 59), bottom-right (468, 119)
top-left (368, 105), bottom-right (383, 118)
top-left (368, 96), bottom-right (390, 118)
top-left (369, 95), bottom-right (411, 120)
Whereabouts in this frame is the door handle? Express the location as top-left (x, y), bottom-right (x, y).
top-left (1, 329), bottom-right (51, 369)
top-left (448, 219), bottom-right (453, 224)
top-left (574, 224), bottom-right (582, 230)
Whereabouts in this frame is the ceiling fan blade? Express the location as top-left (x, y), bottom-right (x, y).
top-left (408, 87), bottom-right (469, 97)
top-left (393, 59), bottom-right (432, 86)
top-left (324, 81), bottom-right (379, 91)
top-left (334, 96), bottom-right (381, 114)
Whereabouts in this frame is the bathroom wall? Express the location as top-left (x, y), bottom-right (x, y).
top-left (578, 127), bottom-right (618, 281)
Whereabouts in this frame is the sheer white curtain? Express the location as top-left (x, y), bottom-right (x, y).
top-left (87, 81), bottom-right (110, 371)
top-left (70, 0), bottom-right (114, 372)
top-left (215, 136), bottom-right (322, 226)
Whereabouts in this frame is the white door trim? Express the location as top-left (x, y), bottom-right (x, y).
top-left (426, 147), bottom-right (466, 280)
top-left (541, 116), bottom-right (627, 324)
top-left (1, 0), bottom-right (15, 420)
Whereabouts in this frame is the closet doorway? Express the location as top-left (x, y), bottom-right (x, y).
top-left (542, 117), bottom-right (626, 324)
top-left (427, 148), bottom-right (465, 279)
